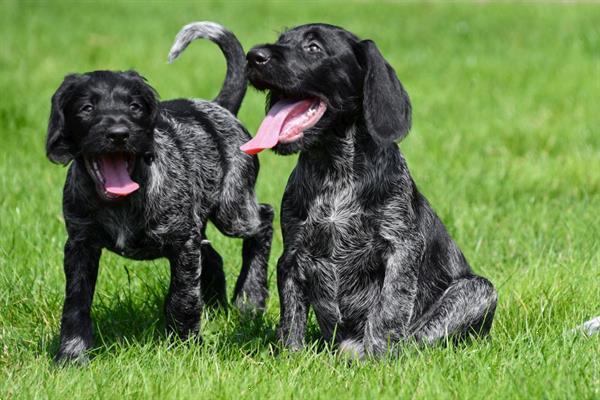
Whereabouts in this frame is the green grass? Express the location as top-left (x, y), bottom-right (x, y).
top-left (1, 1), bottom-right (599, 398)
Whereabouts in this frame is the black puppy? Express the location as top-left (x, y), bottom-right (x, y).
top-left (242, 24), bottom-right (497, 357)
top-left (47, 22), bottom-right (273, 364)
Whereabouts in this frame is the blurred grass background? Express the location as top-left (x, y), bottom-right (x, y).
top-left (0, 1), bottom-right (598, 399)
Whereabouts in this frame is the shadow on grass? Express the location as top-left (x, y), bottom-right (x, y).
top-left (42, 297), bottom-right (288, 363)
top-left (43, 295), bottom-right (163, 362)
top-left (42, 295), bottom-right (497, 365)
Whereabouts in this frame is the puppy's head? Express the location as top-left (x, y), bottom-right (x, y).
top-left (46, 71), bottom-right (159, 201)
top-left (242, 23), bottom-right (411, 155)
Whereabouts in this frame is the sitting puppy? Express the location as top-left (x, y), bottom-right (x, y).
top-left (242, 23), bottom-right (497, 357)
top-left (47, 22), bottom-right (273, 364)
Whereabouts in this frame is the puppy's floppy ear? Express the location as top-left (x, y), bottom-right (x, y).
top-left (46, 74), bottom-right (81, 165)
top-left (355, 40), bottom-right (411, 144)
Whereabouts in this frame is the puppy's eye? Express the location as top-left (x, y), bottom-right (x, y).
top-left (129, 102), bottom-right (143, 112)
top-left (80, 104), bottom-right (94, 113)
top-left (305, 42), bottom-right (322, 53)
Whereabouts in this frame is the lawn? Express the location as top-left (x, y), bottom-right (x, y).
top-left (0, 1), bottom-right (598, 398)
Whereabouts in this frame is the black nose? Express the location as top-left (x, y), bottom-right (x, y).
top-left (247, 47), bottom-right (271, 66)
top-left (106, 126), bottom-right (129, 144)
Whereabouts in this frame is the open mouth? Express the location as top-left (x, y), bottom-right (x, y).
top-left (84, 153), bottom-right (139, 200)
top-left (240, 97), bottom-right (327, 155)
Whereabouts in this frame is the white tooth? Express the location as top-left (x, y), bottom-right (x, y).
top-left (92, 161), bottom-right (103, 183)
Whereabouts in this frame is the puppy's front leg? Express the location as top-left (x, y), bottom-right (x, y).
top-left (363, 241), bottom-right (421, 356)
top-left (276, 253), bottom-right (309, 351)
top-left (55, 239), bottom-right (101, 365)
top-left (165, 236), bottom-right (203, 341)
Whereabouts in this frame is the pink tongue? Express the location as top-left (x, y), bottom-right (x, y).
top-left (240, 99), bottom-right (312, 155)
top-left (100, 154), bottom-right (139, 196)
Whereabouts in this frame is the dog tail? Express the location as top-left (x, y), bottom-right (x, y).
top-left (168, 21), bottom-right (247, 115)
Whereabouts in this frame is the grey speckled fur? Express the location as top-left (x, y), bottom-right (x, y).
top-left (168, 21), bottom-right (247, 115)
top-left (573, 316), bottom-right (600, 336)
top-left (246, 23), bottom-right (497, 357)
top-left (47, 22), bottom-right (273, 364)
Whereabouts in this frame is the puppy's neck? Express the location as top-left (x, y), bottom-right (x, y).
top-left (298, 123), bottom-right (392, 180)
top-left (298, 125), bottom-right (356, 178)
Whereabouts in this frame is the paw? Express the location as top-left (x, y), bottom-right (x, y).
top-left (55, 351), bottom-right (90, 366)
top-left (54, 337), bottom-right (91, 366)
top-left (203, 290), bottom-right (228, 310)
top-left (279, 340), bottom-right (303, 352)
top-left (338, 339), bottom-right (365, 360)
top-left (167, 330), bottom-right (204, 346)
top-left (571, 316), bottom-right (600, 336)
top-left (165, 318), bottom-right (202, 343)
top-left (362, 332), bottom-right (391, 357)
top-left (276, 327), bottom-right (304, 352)
top-left (233, 290), bottom-right (267, 315)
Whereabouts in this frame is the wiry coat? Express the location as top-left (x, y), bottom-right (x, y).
top-left (47, 22), bottom-right (273, 364)
top-left (247, 24), bottom-right (497, 356)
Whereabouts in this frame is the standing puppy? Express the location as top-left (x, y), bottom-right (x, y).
top-left (47, 22), bottom-right (273, 364)
top-left (242, 24), bottom-right (497, 357)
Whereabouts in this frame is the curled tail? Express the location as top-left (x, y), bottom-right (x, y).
top-left (168, 21), bottom-right (247, 115)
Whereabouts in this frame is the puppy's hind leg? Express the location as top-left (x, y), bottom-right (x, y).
top-left (212, 199), bottom-right (274, 313)
top-left (234, 203), bottom-right (274, 312)
top-left (409, 275), bottom-right (497, 345)
top-left (200, 239), bottom-right (227, 309)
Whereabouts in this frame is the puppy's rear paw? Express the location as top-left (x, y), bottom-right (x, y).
top-left (233, 291), bottom-right (267, 315)
top-left (571, 316), bottom-right (600, 336)
top-left (338, 339), bottom-right (365, 360)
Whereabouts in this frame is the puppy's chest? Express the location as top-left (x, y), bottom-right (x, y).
top-left (96, 208), bottom-right (161, 259)
top-left (292, 187), bottom-right (385, 333)
top-left (296, 188), bottom-right (381, 266)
